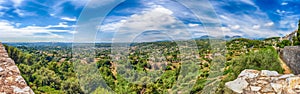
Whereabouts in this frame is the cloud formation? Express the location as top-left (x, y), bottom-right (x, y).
top-left (0, 20), bottom-right (75, 42)
top-left (0, 0), bottom-right (300, 42)
top-left (211, 0), bottom-right (299, 38)
top-left (61, 17), bottom-right (77, 21)
top-left (101, 5), bottom-right (194, 42)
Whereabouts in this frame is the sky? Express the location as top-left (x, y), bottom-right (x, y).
top-left (0, 0), bottom-right (299, 42)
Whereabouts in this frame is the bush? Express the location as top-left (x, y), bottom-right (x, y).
top-left (218, 47), bottom-right (284, 93)
top-left (278, 40), bottom-right (291, 48)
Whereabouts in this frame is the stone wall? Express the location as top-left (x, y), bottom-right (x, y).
top-left (281, 46), bottom-right (300, 74)
top-left (225, 69), bottom-right (300, 94)
top-left (0, 43), bottom-right (34, 94)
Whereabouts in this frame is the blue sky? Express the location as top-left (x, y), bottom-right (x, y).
top-left (0, 0), bottom-right (299, 42)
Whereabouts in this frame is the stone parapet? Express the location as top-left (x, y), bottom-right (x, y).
top-left (0, 43), bottom-right (34, 94)
top-left (226, 69), bottom-right (300, 94)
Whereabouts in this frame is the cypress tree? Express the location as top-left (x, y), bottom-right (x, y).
top-left (298, 20), bottom-right (300, 31)
top-left (294, 20), bottom-right (300, 45)
top-left (298, 20), bottom-right (300, 41)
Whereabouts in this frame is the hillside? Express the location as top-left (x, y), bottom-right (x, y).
top-left (2, 24), bottom-right (299, 93)
top-left (2, 37), bottom-right (293, 94)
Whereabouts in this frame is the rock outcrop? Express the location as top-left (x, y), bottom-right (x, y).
top-left (225, 69), bottom-right (300, 94)
top-left (281, 46), bottom-right (300, 74)
top-left (0, 43), bottom-right (34, 94)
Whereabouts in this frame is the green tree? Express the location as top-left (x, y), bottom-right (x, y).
top-left (60, 77), bottom-right (83, 94)
top-left (278, 40), bottom-right (291, 48)
top-left (32, 67), bottom-right (61, 89)
top-left (293, 20), bottom-right (300, 45)
top-left (298, 20), bottom-right (300, 40)
top-left (297, 20), bottom-right (300, 44)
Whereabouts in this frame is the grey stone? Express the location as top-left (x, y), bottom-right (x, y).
top-left (0, 67), bottom-right (3, 72)
top-left (225, 78), bottom-right (249, 93)
top-left (260, 70), bottom-right (279, 77)
top-left (11, 86), bottom-right (34, 94)
top-left (285, 89), bottom-right (297, 94)
top-left (238, 69), bottom-right (260, 79)
top-left (270, 83), bottom-right (282, 93)
top-left (286, 76), bottom-right (300, 89)
top-left (260, 84), bottom-right (274, 93)
top-left (256, 80), bottom-right (268, 85)
top-left (226, 69), bottom-right (300, 94)
top-left (281, 46), bottom-right (300, 75)
top-left (279, 74), bottom-right (294, 79)
top-left (250, 86), bottom-right (261, 91)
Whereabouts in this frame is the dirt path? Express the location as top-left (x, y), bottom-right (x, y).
top-left (278, 55), bottom-right (292, 74)
top-left (272, 46), bottom-right (292, 74)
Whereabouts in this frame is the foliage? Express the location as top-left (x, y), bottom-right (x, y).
top-left (2, 37), bottom-right (288, 93)
top-left (218, 47), bottom-right (284, 93)
top-left (298, 20), bottom-right (300, 42)
top-left (4, 45), bottom-right (83, 94)
top-left (292, 20), bottom-right (300, 45)
top-left (278, 40), bottom-right (292, 48)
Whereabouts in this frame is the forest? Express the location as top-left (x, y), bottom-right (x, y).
top-left (3, 34), bottom-right (295, 94)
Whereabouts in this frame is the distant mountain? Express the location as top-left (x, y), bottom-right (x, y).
top-left (194, 35), bottom-right (214, 40)
top-left (251, 37), bottom-right (268, 40)
top-left (4, 42), bottom-right (72, 47)
top-left (224, 35), bottom-right (242, 40)
top-left (194, 35), bottom-right (242, 40)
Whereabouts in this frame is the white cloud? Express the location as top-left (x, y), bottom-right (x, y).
top-left (46, 22), bottom-right (76, 28)
top-left (218, 26), bottom-right (244, 37)
top-left (13, 9), bottom-right (24, 16)
top-left (0, 6), bottom-right (8, 10)
top-left (11, 0), bottom-right (24, 7)
top-left (188, 23), bottom-right (199, 27)
top-left (212, 0), bottom-right (286, 38)
top-left (240, 0), bottom-right (259, 9)
top-left (119, 5), bottom-right (175, 30)
top-left (13, 8), bottom-right (36, 17)
top-left (281, 2), bottom-right (288, 5)
top-left (99, 20), bottom-right (126, 31)
top-left (68, 0), bottom-right (87, 7)
top-left (220, 27), bottom-right (231, 32)
top-left (264, 22), bottom-right (274, 27)
top-left (61, 17), bottom-right (77, 21)
top-left (69, 0), bottom-right (116, 8)
top-left (0, 0), bottom-right (5, 4)
top-left (9, 0), bottom-right (37, 17)
top-left (0, 20), bottom-right (75, 42)
top-left (101, 5), bottom-right (176, 32)
top-left (252, 25), bottom-right (261, 29)
top-left (290, 23), bottom-right (296, 28)
top-left (50, 13), bottom-right (55, 16)
top-left (276, 9), bottom-right (286, 14)
top-left (278, 14), bottom-right (299, 30)
top-left (219, 15), bottom-right (230, 21)
top-left (15, 23), bottom-right (21, 27)
top-left (99, 5), bottom-right (193, 42)
top-left (240, 0), bottom-right (256, 6)
top-left (229, 25), bottom-right (240, 30)
top-left (69, 31), bottom-right (78, 34)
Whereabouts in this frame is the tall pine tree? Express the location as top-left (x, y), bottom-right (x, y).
top-left (298, 20), bottom-right (300, 41)
top-left (292, 20), bottom-right (300, 45)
